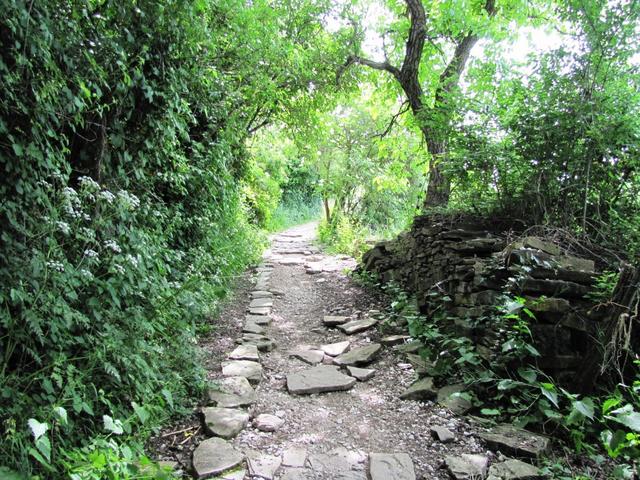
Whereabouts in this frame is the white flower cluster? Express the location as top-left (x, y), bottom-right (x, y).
top-left (103, 240), bottom-right (122, 253)
top-left (112, 264), bottom-right (125, 275)
top-left (46, 260), bottom-right (65, 272)
top-left (56, 221), bottom-right (70, 235)
top-left (78, 176), bottom-right (100, 192)
top-left (79, 269), bottom-right (94, 280)
top-left (98, 190), bottom-right (116, 204)
top-left (117, 190), bottom-right (140, 209)
top-left (62, 187), bottom-right (83, 219)
top-left (125, 254), bottom-right (140, 268)
top-left (84, 249), bottom-right (99, 259)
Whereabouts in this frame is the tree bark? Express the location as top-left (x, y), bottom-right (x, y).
top-left (342, 0), bottom-right (496, 209)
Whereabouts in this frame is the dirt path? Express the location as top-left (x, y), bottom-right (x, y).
top-left (149, 223), bottom-right (495, 479)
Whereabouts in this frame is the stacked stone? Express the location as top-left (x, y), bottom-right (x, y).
top-left (362, 214), bottom-right (599, 381)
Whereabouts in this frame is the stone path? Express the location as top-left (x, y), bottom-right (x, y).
top-left (152, 222), bottom-right (548, 479)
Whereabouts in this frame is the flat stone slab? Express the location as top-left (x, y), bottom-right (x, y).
top-left (445, 454), bottom-right (489, 480)
top-left (216, 469), bottom-right (246, 480)
top-left (250, 290), bottom-right (273, 299)
top-left (222, 360), bottom-right (262, 384)
top-left (208, 376), bottom-right (256, 408)
top-left (430, 425), bottom-right (455, 443)
top-left (192, 437), bottom-right (244, 478)
top-left (245, 314), bottom-right (271, 325)
top-left (279, 468), bottom-right (314, 480)
top-left (248, 306), bottom-right (271, 316)
top-left (240, 334), bottom-right (275, 352)
top-left (399, 377), bottom-right (437, 401)
top-left (242, 322), bottom-right (265, 335)
top-left (323, 315), bottom-right (350, 327)
top-left (337, 318), bottom-right (378, 335)
top-left (247, 453), bottom-right (282, 480)
top-left (369, 453), bottom-right (416, 480)
top-left (437, 384), bottom-right (472, 414)
top-left (282, 448), bottom-right (307, 468)
top-left (202, 407), bottom-right (249, 439)
top-left (394, 340), bottom-right (422, 353)
top-left (488, 459), bottom-right (544, 479)
top-left (291, 349), bottom-right (325, 365)
top-left (253, 413), bottom-right (285, 432)
top-left (308, 448), bottom-right (367, 480)
top-left (287, 365), bottom-right (357, 395)
top-left (228, 344), bottom-right (259, 361)
top-left (250, 298), bottom-right (273, 308)
top-left (479, 425), bottom-right (550, 457)
top-left (321, 341), bottom-right (350, 357)
top-left (346, 366), bottom-right (376, 381)
top-left (333, 344), bottom-right (382, 366)
top-left (380, 335), bottom-right (411, 346)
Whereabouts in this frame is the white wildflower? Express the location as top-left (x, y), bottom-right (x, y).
top-left (78, 176), bottom-right (100, 192)
top-left (46, 260), bottom-right (65, 272)
top-left (103, 240), bottom-right (122, 253)
top-left (98, 190), bottom-right (116, 204)
top-left (125, 254), bottom-right (139, 268)
top-left (56, 221), bottom-right (70, 235)
top-left (117, 190), bottom-right (140, 209)
top-left (112, 264), bottom-right (125, 275)
top-left (79, 269), bottom-right (93, 280)
top-left (84, 249), bottom-right (99, 259)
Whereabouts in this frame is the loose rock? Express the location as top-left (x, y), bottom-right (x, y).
top-left (208, 376), bottom-right (256, 408)
top-left (247, 453), bottom-right (282, 480)
top-left (291, 349), bottom-right (325, 365)
top-left (430, 425), bottom-right (455, 444)
top-left (346, 366), bottom-right (376, 381)
top-left (337, 318), bottom-right (378, 335)
top-left (201, 407), bottom-right (249, 439)
top-left (479, 425), bottom-right (550, 458)
top-left (487, 459), bottom-right (544, 479)
top-left (192, 437), bottom-right (244, 479)
top-left (321, 341), bottom-right (350, 356)
top-left (323, 315), bottom-right (350, 327)
top-left (221, 360), bottom-right (262, 384)
top-left (445, 454), bottom-right (489, 480)
top-left (333, 343), bottom-right (382, 366)
top-left (287, 365), bottom-right (357, 395)
top-left (253, 414), bottom-right (285, 432)
top-left (399, 377), bottom-right (437, 401)
top-left (369, 453), bottom-right (416, 480)
top-left (228, 344), bottom-right (259, 362)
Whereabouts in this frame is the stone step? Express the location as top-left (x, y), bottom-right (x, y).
top-left (208, 376), bottom-right (256, 408)
top-left (369, 453), bottom-right (416, 480)
top-left (333, 344), bottom-right (382, 366)
top-left (287, 365), bottom-right (357, 395)
top-left (337, 318), bottom-right (378, 335)
top-left (192, 437), bottom-right (244, 479)
top-left (201, 407), bottom-right (249, 439)
top-left (221, 360), bottom-right (262, 384)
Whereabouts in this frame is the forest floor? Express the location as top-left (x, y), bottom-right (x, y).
top-left (146, 222), bottom-right (508, 479)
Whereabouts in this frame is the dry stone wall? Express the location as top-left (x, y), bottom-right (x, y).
top-left (361, 214), bottom-right (602, 381)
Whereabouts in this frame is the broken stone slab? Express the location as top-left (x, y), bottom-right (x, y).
top-left (221, 360), bottom-right (262, 384)
top-left (369, 453), bottom-right (416, 480)
top-left (307, 448), bottom-right (367, 480)
top-left (192, 437), bottom-right (244, 479)
top-left (323, 315), bottom-right (350, 327)
top-left (201, 407), bottom-right (249, 439)
top-left (380, 335), bottom-right (411, 346)
top-left (333, 343), bottom-right (382, 366)
top-left (208, 376), bottom-right (256, 408)
top-left (321, 341), bottom-right (350, 357)
top-left (253, 413), bottom-right (285, 432)
top-left (445, 454), bottom-right (489, 480)
top-left (522, 236), bottom-right (562, 256)
top-left (394, 340), bottom-right (422, 354)
top-left (250, 290), bottom-right (273, 299)
top-left (242, 322), bottom-right (265, 335)
top-left (290, 349), bottom-right (325, 365)
top-left (250, 298), bottom-right (273, 309)
top-left (399, 377), bottom-right (437, 401)
top-left (437, 384), bottom-right (472, 415)
top-left (487, 459), bottom-right (544, 480)
top-left (279, 468), bottom-right (314, 480)
top-left (430, 425), bottom-right (455, 443)
top-left (248, 306), bottom-right (271, 316)
top-left (282, 448), bottom-right (307, 468)
top-left (346, 366), bottom-right (376, 381)
top-left (228, 344), bottom-right (260, 362)
top-left (240, 334), bottom-right (275, 352)
top-left (479, 425), bottom-right (550, 457)
top-left (337, 318), bottom-right (378, 335)
top-left (287, 365), bottom-right (357, 395)
top-left (245, 314), bottom-right (271, 326)
top-left (247, 452), bottom-right (282, 480)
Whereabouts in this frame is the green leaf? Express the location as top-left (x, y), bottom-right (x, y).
top-left (573, 398), bottom-right (595, 420)
top-left (517, 367), bottom-right (537, 383)
top-left (480, 408), bottom-right (501, 416)
top-left (608, 409), bottom-right (640, 432)
top-left (103, 415), bottom-right (124, 435)
top-left (35, 436), bottom-right (51, 462)
top-left (53, 406), bottom-right (68, 426)
top-left (132, 402), bottom-right (150, 424)
top-left (27, 418), bottom-right (48, 440)
top-left (539, 384), bottom-right (559, 408)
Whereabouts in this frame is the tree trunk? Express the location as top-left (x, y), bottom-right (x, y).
top-left (323, 197), bottom-right (331, 223)
top-left (424, 138), bottom-right (450, 208)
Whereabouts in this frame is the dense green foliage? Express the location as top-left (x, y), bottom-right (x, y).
top-left (0, 0), bottom-right (340, 476)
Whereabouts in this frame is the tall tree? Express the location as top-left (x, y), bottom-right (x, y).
top-left (341, 0), bottom-right (532, 207)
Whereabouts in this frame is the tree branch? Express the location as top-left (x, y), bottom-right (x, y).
top-left (373, 100), bottom-right (410, 138)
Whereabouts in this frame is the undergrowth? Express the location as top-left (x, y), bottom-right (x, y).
top-left (353, 270), bottom-right (640, 479)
